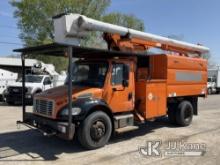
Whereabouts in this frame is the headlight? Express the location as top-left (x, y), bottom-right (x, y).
top-left (3, 88), bottom-right (8, 95)
top-left (60, 107), bottom-right (82, 116)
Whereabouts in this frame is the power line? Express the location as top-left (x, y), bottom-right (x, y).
top-left (0, 41), bottom-right (22, 45)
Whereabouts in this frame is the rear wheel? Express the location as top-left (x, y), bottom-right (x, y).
top-left (176, 101), bottom-right (193, 126)
top-left (77, 111), bottom-right (112, 150)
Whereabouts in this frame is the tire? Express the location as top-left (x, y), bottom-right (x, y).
top-left (208, 88), bottom-right (212, 95)
top-left (176, 101), bottom-right (193, 126)
top-left (168, 103), bottom-right (177, 124)
top-left (77, 111), bottom-right (112, 150)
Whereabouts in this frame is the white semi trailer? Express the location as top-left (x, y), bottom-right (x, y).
top-left (207, 68), bottom-right (220, 94)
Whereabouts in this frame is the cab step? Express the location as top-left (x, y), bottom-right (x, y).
top-left (115, 126), bottom-right (139, 134)
top-left (134, 111), bottom-right (145, 123)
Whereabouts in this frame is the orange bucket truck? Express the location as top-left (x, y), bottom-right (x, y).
top-left (15, 13), bottom-right (209, 149)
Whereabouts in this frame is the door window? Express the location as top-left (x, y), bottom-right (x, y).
top-left (111, 63), bottom-right (129, 85)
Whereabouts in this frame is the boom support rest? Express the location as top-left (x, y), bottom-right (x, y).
top-left (103, 33), bottom-right (203, 56)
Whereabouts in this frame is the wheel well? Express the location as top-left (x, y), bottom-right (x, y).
top-left (168, 97), bottom-right (198, 115)
top-left (35, 89), bottom-right (42, 94)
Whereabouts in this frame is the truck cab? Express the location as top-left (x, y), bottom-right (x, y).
top-left (207, 77), bottom-right (216, 94)
top-left (34, 58), bottom-right (135, 119)
top-left (207, 68), bottom-right (220, 94)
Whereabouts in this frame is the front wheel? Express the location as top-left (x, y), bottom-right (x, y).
top-left (77, 111), bottom-right (112, 150)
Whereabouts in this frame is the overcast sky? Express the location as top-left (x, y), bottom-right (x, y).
top-left (0, 0), bottom-right (220, 64)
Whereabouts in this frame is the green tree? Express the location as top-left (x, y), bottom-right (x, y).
top-left (102, 12), bottom-right (144, 31)
top-left (10, 0), bottom-right (144, 72)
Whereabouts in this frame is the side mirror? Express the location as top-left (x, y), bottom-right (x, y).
top-left (43, 80), bottom-right (52, 85)
top-left (122, 79), bottom-right (129, 87)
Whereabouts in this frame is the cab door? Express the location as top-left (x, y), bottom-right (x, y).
top-left (105, 61), bottom-right (135, 113)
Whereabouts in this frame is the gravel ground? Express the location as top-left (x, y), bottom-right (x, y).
top-left (0, 95), bottom-right (219, 165)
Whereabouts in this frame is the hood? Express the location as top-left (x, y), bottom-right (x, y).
top-left (34, 85), bottom-right (104, 119)
top-left (8, 82), bottom-right (41, 88)
top-left (35, 85), bottom-right (103, 101)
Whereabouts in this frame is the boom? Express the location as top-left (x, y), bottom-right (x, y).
top-left (53, 13), bottom-right (209, 56)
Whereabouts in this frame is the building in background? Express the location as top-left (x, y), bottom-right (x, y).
top-left (0, 57), bottom-right (38, 76)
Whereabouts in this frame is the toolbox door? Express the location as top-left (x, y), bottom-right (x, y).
top-left (145, 81), bottom-right (167, 119)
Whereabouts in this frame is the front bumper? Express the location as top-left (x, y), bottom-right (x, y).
top-left (0, 94), bottom-right (3, 102)
top-left (18, 113), bottom-right (75, 140)
top-left (5, 93), bottom-right (33, 104)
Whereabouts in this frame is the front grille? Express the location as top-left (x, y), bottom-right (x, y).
top-left (34, 99), bottom-right (54, 116)
top-left (8, 86), bottom-right (27, 94)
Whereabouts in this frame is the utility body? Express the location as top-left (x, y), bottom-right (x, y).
top-left (15, 13), bottom-right (209, 149)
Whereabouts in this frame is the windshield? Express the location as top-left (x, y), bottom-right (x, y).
top-left (18, 75), bottom-right (43, 83)
top-left (66, 61), bottom-right (108, 87)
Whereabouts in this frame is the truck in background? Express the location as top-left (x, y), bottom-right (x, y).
top-left (4, 74), bottom-right (53, 105)
top-left (31, 62), bottom-right (67, 86)
top-left (4, 62), bottom-right (66, 105)
top-left (0, 69), bottom-right (18, 101)
top-left (207, 68), bottom-right (220, 94)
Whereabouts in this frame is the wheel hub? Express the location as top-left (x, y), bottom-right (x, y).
top-left (184, 107), bottom-right (192, 121)
top-left (90, 121), bottom-right (106, 141)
